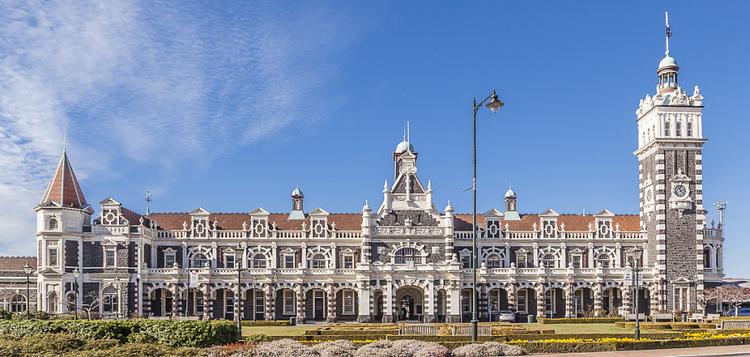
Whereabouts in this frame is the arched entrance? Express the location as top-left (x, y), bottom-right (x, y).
top-left (603, 287), bottom-right (622, 316)
top-left (545, 287), bottom-right (565, 318)
top-left (373, 290), bottom-right (384, 322)
top-left (213, 288), bottom-right (235, 320)
top-left (517, 288), bottom-right (537, 317)
top-left (395, 286), bottom-right (423, 321)
top-left (47, 292), bottom-right (59, 314)
top-left (574, 287), bottom-right (595, 317)
top-left (488, 288), bottom-right (508, 320)
top-left (150, 288), bottom-right (173, 317)
top-left (184, 288), bottom-right (205, 317)
top-left (305, 288), bottom-right (327, 321)
top-left (244, 288), bottom-right (264, 320)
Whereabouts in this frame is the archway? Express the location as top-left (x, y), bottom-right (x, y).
top-left (150, 288), bottom-right (173, 317)
top-left (603, 287), bottom-right (622, 316)
top-left (373, 290), bottom-right (384, 322)
top-left (47, 292), bottom-right (59, 314)
top-left (335, 289), bottom-right (358, 321)
top-left (305, 288), bottom-right (327, 321)
top-left (275, 288), bottom-right (296, 319)
top-left (517, 288), bottom-right (537, 317)
top-left (574, 287), bottom-right (595, 317)
top-left (184, 288), bottom-right (205, 317)
top-left (545, 287), bottom-right (565, 318)
top-left (488, 288), bottom-right (509, 320)
top-left (395, 286), bottom-right (424, 321)
top-left (213, 288), bottom-right (235, 320)
top-left (244, 288), bottom-right (264, 320)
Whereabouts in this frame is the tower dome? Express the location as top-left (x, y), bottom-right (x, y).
top-left (504, 187), bottom-right (516, 199)
top-left (394, 140), bottom-right (415, 154)
top-left (658, 54), bottom-right (678, 70)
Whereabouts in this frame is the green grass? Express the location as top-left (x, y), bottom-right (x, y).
top-left (242, 325), bottom-right (312, 336)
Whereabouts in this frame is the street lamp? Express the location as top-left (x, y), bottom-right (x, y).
top-left (630, 247), bottom-right (644, 340)
top-left (73, 268), bottom-right (80, 320)
top-left (236, 244), bottom-right (243, 332)
top-left (23, 262), bottom-right (32, 319)
top-left (470, 89), bottom-right (504, 342)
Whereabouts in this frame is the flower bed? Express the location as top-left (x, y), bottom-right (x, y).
top-left (538, 317), bottom-right (622, 324)
top-left (614, 322), bottom-right (716, 330)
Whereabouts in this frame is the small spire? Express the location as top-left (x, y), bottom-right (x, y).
top-left (407, 121), bottom-right (410, 142)
top-left (427, 179), bottom-right (432, 192)
top-left (383, 179), bottom-right (389, 192)
top-left (362, 200), bottom-right (371, 211)
top-left (145, 187), bottom-right (152, 215)
top-left (665, 11), bottom-right (671, 56)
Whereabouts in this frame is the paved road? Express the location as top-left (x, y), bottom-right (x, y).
top-left (532, 344), bottom-right (750, 356)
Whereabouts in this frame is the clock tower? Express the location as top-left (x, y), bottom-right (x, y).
top-left (635, 12), bottom-right (706, 313)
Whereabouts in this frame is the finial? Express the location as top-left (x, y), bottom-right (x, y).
top-left (62, 125), bottom-right (68, 153)
top-left (427, 180), bottom-right (432, 192)
top-left (407, 121), bottom-right (410, 143)
top-left (665, 11), bottom-right (672, 55)
top-left (362, 200), bottom-right (371, 211)
top-left (145, 187), bottom-right (152, 215)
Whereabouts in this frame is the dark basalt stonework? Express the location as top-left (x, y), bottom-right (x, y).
top-left (65, 240), bottom-right (79, 267)
top-left (378, 210), bottom-right (438, 227)
top-left (392, 174), bottom-right (425, 194)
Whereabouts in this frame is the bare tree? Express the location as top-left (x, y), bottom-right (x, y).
top-left (700, 287), bottom-right (723, 313)
top-left (80, 291), bottom-right (101, 320)
top-left (717, 285), bottom-right (750, 316)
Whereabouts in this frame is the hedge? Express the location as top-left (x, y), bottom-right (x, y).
top-left (513, 336), bottom-right (750, 353)
top-left (0, 320), bottom-right (238, 347)
top-left (538, 317), bottom-right (622, 324)
top-left (241, 320), bottom-right (289, 326)
top-left (614, 322), bottom-right (716, 330)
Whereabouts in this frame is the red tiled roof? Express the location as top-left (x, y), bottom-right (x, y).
top-left (0, 257), bottom-right (37, 271)
top-left (453, 213), bottom-right (640, 231)
top-left (147, 212), bottom-right (362, 231)
top-left (40, 150), bottom-right (87, 209)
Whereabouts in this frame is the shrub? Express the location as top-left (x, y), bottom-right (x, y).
top-left (352, 340), bottom-right (450, 357)
top-left (452, 342), bottom-right (527, 356)
top-left (254, 339), bottom-right (319, 357)
top-left (538, 317), bottom-right (621, 324)
top-left (310, 339), bottom-right (358, 357)
top-left (0, 310), bottom-right (11, 320)
top-left (241, 320), bottom-right (290, 326)
top-left (245, 333), bottom-right (272, 343)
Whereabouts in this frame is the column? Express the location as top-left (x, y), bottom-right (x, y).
top-left (301, 244), bottom-right (308, 269)
top-left (357, 282), bottom-right (371, 322)
top-left (326, 284), bottom-right (337, 322)
top-left (506, 283), bottom-right (516, 311)
top-left (295, 284), bottom-right (305, 323)
top-left (535, 284), bottom-right (546, 318)
top-left (383, 281), bottom-right (394, 323)
top-left (649, 284), bottom-right (660, 315)
top-left (593, 283), bottom-right (603, 317)
top-left (141, 285), bottom-right (151, 317)
top-left (203, 285), bottom-right (212, 320)
top-left (424, 281), bottom-right (435, 322)
top-left (447, 284), bottom-right (461, 323)
top-left (564, 284), bottom-right (574, 318)
top-left (622, 285), bottom-right (633, 316)
top-left (264, 284), bottom-right (274, 320)
top-left (169, 284), bottom-right (181, 318)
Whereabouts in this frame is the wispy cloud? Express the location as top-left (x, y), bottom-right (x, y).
top-left (0, 0), bottom-right (356, 254)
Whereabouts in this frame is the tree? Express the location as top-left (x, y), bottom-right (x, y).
top-left (80, 291), bottom-right (101, 320)
top-left (715, 285), bottom-right (750, 316)
top-left (700, 287), bottom-right (723, 313)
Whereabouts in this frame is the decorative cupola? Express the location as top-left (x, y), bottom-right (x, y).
top-left (657, 12), bottom-right (679, 94)
top-left (39, 147), bottom-right (89, 210)
top-left (289, 186), bottom-right (305, 220)
top-left (503, 186), bottom-right (520, 220)
top-left (393, 122), bottom-right (417, 180)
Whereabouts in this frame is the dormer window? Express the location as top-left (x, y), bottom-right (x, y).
top-left (252, 218), bottom-right (268, 238)
top-left (311, 219), bottom-right (327, 238)
top-left (486, 220), bottom-right (501, 238)
top-left (597, 220), bottom-right (612, 238)
top-left (541, 219), bottom-right (556, 238)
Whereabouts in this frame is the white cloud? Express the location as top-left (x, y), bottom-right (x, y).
top-left (0, 0), bottom-right (355, 255)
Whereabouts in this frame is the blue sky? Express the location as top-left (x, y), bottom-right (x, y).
top-left (1, 1), bottom-right (748, 276)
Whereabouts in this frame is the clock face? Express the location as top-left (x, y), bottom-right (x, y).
top-left (673, 184), bottom-right (687, 198)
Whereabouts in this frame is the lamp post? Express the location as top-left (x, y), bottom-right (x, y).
top-left (23, 262), bottom-right (32, 319)
top-left (73, 268), bottom-right (80, 320)
top-left (630, 247), bottom-right (644, 340)
top-left (470, 89), bottom-right (504, 342)
top-left (236, 244), bottom-right (243, 332)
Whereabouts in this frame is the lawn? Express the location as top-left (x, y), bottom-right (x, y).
top-left (242, 325), bottom-right (312, 336)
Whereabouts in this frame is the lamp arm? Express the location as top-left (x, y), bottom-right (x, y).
top-left (473, 91), bottom-right (496, 113)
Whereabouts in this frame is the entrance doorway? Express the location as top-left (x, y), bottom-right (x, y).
top-left (395, 286), bottom-right (424, 321)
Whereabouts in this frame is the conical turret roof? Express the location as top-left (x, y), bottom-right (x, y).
top-left (40, 149), bottom-right (88, 209)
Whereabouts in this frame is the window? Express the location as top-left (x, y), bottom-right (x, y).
top-left (676, 121), bottom-right (682, 137)
top-left (460, 251), bottom-right (471, 269)
top-left (664, 121), bottom-right (671, 136)
top-left (48, 218), bottom-right (58, 230)
top-left (102, 286), bottom-right (118, 314)
top-left (703, 247), bottom-right (711, 268)
top-left (570, 252), bottom-right (583, 269)
top-left (310, 254), bottom-right (327, 269)
top-left (394, 248), bottom-right (419, 265)
top-left (47, 243), bottom-right (58, 267)
top-left (47, 292), bottom-right (59, 313)
top-left (516, 253), bottom-right (529, 268)
top-left (10, 295), bottom-right (26, 313)
top-left (283, 290), bottom-right (295, 315)
top-left (343, 254), bottom-right (355, 269)
top-left (626, 252), bottom-right (643, 268)
top-left (283, 254), bottom-right (295, 269)
top-left (517, 290), bottom-right (528, 313)
top-left (104, 248), bottom-right (116, 268)
top-left (541, 254), bottom-right (557, 269)
top-left (342, 290), bottom-right (355, 315)
top-left (164, 250), bottom-right (176, 268)
top-left (597, 253), bottom-right (613, 268)
top-left (224, 253), bottom-right (235, 269)
top-left (687, 122), bottom-right (693, 137)
top-left (252, 254), bottom-right (267, 268)
top-left (191, 253), bottom-right (209, 268)
top-left (486, 254), bottom-right (502, 268)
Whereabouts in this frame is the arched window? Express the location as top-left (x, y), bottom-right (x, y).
top-left (191, 253), bottom-right (209, 268)
top-left (10, 295), bottom-right (26, 313)
top-left (102, 286), bottom-right (118, 314)
top-left (703, 247), bottom-right (711, 268)
top-left (596, 253), bottom-right (614, 268)
top-left (394, 248), bottom-right (420, 265)
top-left (541, 253), bottom-right (557, 269)
top-left (486, 254), bottom-right (503, 268)
top-left (310, 254), bottom-right (327, 269)
top-left (48, 218), bottom-right (58, 230)
top-left (251, 254), bottom-right (267, 268)
top-left (47, 292), bottom-right (59, 313)
top-left (676, 121), bottom-right (682, 137)
top-left (664, 121), bottom-right (671, 136)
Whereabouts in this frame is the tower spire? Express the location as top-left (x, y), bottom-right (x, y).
top-left (40, 147), bottom-right (88, 209)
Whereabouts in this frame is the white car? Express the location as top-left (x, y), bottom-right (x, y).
top-left (497, 310), bottom-right (516, 322)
